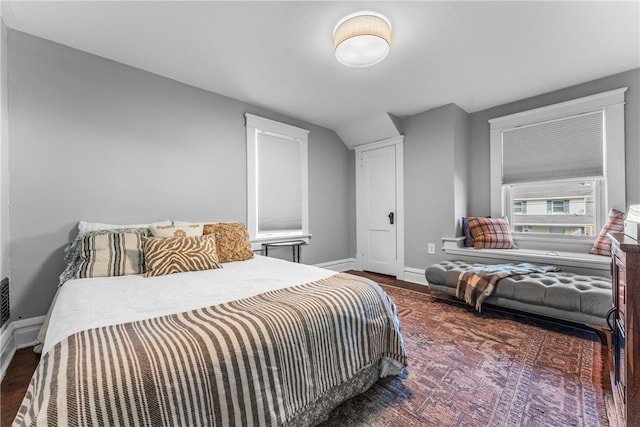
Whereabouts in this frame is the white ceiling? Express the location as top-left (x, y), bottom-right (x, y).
top-left (2, 1), bottom-right (639, 140)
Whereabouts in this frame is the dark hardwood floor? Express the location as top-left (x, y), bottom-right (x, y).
top-left (1, 347), bottom-right (40, 426)
top-left (0, 271), bottom-right (427, 426)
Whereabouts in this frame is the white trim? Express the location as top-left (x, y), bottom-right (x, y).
top-left (317, 259), bottom-right (429, 286)
top-left (395, 140), bottom-right (405, 280)
top-left (1, 316), bottom-right (44, 381)
top-left (245, 113), bottom-right (309, 141)
top-left (489, 127), bottom-right (504, 216)
top-left (245, 113), bottom-right (310, 246)
top-left (355, 136), bottom-right (405, 278)
top-left (314, 258), bottom-right (357, 272)
top-left (403, 267), bottom-right (428, 285)
top-left (488, 87), bottom-right (628, 130)
top-left (604, 101), bottom-right (626, 211)
top-left (353, 137), bottom-right (401, 151)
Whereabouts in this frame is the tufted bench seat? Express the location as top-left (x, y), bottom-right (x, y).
top-left (425, 260), bottom-right (613, 328)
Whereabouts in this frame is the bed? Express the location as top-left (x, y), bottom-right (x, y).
top-left (13, 222), bottom-right (407, 426)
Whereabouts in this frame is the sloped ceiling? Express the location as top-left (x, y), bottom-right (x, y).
top-left (2, 1), bottom-right (639, 148)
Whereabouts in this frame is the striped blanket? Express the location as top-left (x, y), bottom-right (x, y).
top-left (456, 263), bottom-right (560, 311)
top-left (14, 273), bottom-right (406, 427)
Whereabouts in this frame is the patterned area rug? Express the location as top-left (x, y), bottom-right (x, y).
top-left (321, 284), bottom-right (609, 427)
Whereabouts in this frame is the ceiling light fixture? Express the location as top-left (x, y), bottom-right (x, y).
top-left (334, 11), bottom-right (391, 68)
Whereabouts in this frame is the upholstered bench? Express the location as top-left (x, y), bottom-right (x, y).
top-left (425, 260), bottom-right (613, 328)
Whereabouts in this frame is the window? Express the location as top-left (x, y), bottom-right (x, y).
top-left (489, 88), bottom-right (627, 247)
top-left (547, 200), bottom-right (570, 214)
top-left (245, 114), bottom-right (309, 248)
top-left (510, 179), bottom-right (596, 236)
top-left (514, 200), bottom-right (527, 214)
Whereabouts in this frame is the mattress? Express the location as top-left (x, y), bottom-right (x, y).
top-left (40, 255), bottom-right (335, 354)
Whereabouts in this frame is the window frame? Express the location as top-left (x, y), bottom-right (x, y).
top-left (245, 113), bottom-right (310, 249)
top-left (489, 87), bottom-right (627, 250)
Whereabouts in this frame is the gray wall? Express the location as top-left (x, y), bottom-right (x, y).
top-left (1, 21), bottom-right (8, 280)
top-left (452, 104), bottom-right (470, 237)
top-left (7, 30), bottom-right (352, 320)
top-left (401, 103), bottom-right (470, 269)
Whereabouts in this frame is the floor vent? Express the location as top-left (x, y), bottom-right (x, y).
top-left (0, 277), bottom-right (8, 328)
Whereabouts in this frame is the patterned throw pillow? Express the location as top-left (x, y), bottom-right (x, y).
top-left (462, 216), bottom-right (491, 247)
top-left (150, 223), bottom-right (204, 238)
top-left (75, 230), bottom-right (148, 279)
top-left (203, 223), bottom-right (254, 263)
top-left (142, 234), bottom-right (221, 278)
top-left (467, 217), bottom-right (518, 249)
top-left (590, 208), bottom-right (626, 256)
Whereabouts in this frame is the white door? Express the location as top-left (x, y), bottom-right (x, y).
top-left (357, 144), bottom-right (398, 276)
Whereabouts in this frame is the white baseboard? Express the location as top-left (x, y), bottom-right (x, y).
top-left (403, 267), bottom-right (428, 285)
top-left (1, 316), bottom-right (44, 381)
top-left (316, 259), bottom-right (429, 287)
top-left (314, 258), bottom-right (357, 272)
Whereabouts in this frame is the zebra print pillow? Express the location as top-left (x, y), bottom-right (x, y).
top-left (142, 234), bottom-right (222, 278)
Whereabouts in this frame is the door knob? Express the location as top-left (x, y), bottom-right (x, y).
top-left (388, 212), bottom-right (394, 225)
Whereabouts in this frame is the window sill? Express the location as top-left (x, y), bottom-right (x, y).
top-left (441, 237), bottom-right (611, 275)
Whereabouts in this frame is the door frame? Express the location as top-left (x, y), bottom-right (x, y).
top-left (355, 136), bottom-right (405, 279)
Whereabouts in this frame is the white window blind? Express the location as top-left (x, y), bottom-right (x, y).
top-left (257, 132), bottom-right (302, 233)
top-left (502, 111), bottom-right (604, 184)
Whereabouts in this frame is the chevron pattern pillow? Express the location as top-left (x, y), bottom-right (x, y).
top-left (142, 234), bottom-right (222, 277)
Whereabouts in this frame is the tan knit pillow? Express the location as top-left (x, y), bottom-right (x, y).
top-left (142, 234), bottom-right (221, 278)
top-left (202, 223), bottom-right (254, 263)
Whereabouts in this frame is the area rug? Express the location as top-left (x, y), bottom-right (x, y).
top-left (321, 284), bottom-right (609, 427)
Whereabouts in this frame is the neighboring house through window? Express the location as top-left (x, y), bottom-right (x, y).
top-left (489, 87), bottom-right (627, 251)
top-left (245, 113), bottom-right (310, 249)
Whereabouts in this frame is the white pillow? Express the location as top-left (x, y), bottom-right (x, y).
top-left (173, 221), bottom-right (205, 227)
top-left (150, 223), bottom-right (204, 238)
top-left (78, 220), bottom-right (171, 235)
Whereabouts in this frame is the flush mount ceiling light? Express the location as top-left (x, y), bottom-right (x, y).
top-left (334, 11), bottom-right (391, 67)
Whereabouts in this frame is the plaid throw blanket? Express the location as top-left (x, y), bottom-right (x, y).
top-left (456, 263), bottom-right (560, 311)
top-left (14, 273), bottom-right (407, 427)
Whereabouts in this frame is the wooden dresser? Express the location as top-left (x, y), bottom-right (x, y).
top-left (609, 232), bottom-right (639, 426)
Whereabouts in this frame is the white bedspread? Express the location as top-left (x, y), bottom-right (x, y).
top-left (42, 255), bottom-right (336, 354)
